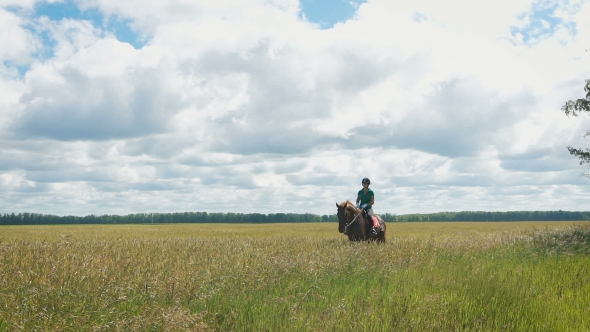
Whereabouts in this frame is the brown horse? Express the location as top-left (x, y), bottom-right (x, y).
top-left (336, 200), bottom-right (386, 243)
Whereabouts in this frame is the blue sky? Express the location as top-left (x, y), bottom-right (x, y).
top-left (300, 0), bottom-right (366, 28)
top-left (32, 0), bottom-right (367, 48)
top-left (0, 0), bottom-right (589, 216)
top-left (34, 1), bottom-right (143, 48)
top-left (510, 2), bottom-right (576, 43)
top-left (27, 0), bottom-right (573, 54)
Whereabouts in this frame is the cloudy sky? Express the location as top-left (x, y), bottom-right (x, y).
top-left (1, 0), bottom-right (590, 217)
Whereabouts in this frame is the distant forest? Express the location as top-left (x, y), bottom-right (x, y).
top-left (1, 210), bottom-right (589, 225)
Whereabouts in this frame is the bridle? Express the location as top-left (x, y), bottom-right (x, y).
top-left (342, 207), bottom-right (363, 234)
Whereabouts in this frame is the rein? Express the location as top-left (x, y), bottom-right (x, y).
top-left (344, 209), bottom-right (363, 233)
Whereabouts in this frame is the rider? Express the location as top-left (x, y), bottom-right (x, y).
top-left (356, 177), bottom-right (379, 235)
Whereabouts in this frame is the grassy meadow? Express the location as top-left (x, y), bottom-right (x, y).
top-left (1, 221), bottom-right (590, 331)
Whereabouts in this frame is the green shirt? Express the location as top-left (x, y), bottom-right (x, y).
top-left (357, 189), bottom-right (374, 210)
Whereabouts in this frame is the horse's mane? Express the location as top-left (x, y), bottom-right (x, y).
top-left (339, 200), bottom-right (360, 212)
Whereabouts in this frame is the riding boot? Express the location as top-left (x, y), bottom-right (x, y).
top-left (365, 211), bottom-right (377, 235)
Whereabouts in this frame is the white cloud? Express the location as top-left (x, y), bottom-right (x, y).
top-left (1, 0), bottom-right (590, 216)
top-left (0, 170), bottom-right (36, 191)
top-left (0, 9), bottom-right (39, 64)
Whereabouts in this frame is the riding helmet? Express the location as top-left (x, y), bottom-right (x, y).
top-left (362, 178), bottom-right (370, 184)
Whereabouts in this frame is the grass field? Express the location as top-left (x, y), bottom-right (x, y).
top-left (1, 221), bottom-right (589, 331)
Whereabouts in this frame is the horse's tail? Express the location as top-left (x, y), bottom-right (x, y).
top-left (376, 216), bottom-right (386, 243)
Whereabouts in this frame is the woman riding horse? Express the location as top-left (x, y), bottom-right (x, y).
top-left (336, 200), bottom-right (386, 242)
top-left (356, 177), bottom-right (379, 235)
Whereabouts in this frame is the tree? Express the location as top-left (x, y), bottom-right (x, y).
top-left (562, 79), bottom-right (590, 170)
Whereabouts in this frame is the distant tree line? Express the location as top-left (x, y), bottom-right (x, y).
top-left (0, 210), bottom-right (589, 225)
top-left (391, 211), bottom-right (590, 222)
top-left (0, 212), bottom-right (335, 225)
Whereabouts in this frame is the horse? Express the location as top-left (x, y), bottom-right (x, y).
top-left (336, 200), bottom-right (386, 243)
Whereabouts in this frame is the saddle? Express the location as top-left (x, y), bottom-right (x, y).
top-left (363, 210), bottom-right (381, 234)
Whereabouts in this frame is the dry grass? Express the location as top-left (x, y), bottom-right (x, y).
top-left (1, 221), bottom-right (589, 331)
top-left (0, 221), bottom-right (576, 240)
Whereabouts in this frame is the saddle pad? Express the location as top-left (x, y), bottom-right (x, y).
top-left (370, 216), bottom-right (381, 229)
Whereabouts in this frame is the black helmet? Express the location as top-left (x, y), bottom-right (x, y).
top-left (362, 178), bottom-right (370, 184)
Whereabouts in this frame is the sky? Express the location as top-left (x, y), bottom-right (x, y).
top-left (1, 0), bottom-right (590, 217)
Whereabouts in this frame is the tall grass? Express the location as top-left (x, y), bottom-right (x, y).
top-left (0, 222), bottom-right (589, 331)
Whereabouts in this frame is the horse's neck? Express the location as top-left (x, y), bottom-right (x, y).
top-left (347, 207), bottom-right (363, 221)
top-left (346, 206), bottom-right (357, 214)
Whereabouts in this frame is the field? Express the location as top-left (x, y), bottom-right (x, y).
top-left (1, 221), bottom-right (590, 331)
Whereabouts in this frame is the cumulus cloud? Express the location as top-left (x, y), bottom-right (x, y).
top-left (1, 0), bottom-right (590, 216)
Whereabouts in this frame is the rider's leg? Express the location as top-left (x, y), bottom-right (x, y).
top-left (368, 209), bottom-right (379, 227)
top-left (367, 209), bottom-right (377, 235)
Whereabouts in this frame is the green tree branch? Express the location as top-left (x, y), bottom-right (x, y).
top-left (563, 79), bottom-right (590, 167)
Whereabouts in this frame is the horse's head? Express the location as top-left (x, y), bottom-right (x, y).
top-left (336, 202), bottom-right (346, 233)
top-left (336, 201), bottom-right (358, 234)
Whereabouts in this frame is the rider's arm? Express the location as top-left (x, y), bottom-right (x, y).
top-left (356, 195), bottom-right (360, 205)
top-left (368, 194), bottom-right (375, 208)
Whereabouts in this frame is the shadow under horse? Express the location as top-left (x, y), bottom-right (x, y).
top-left (336, 200), bottom-right (386, 243)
